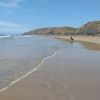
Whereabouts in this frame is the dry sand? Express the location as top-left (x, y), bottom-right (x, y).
top-left (51, 35), bottom-right (100, 44)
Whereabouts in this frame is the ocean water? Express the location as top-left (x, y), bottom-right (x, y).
top-left (0, 35), bottom-right (100, 100)
top-left (0, 35), bottom-right (61, 90)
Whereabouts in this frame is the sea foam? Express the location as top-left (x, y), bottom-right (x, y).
top-left (0, 49), bottom-right (60, 93)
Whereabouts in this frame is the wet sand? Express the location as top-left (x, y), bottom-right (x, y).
top-left (0, 39), bottom-right (100, 100)
top-left (51, 35), bottom-right (100, 44)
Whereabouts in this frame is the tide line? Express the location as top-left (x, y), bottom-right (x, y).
top-left (0, 49), bottom-right (60, 93)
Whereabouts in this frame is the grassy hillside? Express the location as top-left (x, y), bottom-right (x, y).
top-left (79, 21), bottom-right (100, 35)
top-left (23, 27), bottom-right (78, 35)
top-left (23, 21), bottom-right (100, 36)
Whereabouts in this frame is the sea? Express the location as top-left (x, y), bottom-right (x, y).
top-left (0, 35), bottom-right (100, 100)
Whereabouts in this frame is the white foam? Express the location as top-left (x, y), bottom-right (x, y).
top-left (19, 35), bottom-right (36, 38)
top-left (0, 49), bottom-right (60, 93)
top-left (0, 36), bottom-right (10, 39)
top-left (0, 35), bottom-right (35, 39)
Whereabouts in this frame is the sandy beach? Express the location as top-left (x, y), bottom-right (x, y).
top-left (51, 35), bottom-right (100, 44)
top-left (0, 36), bottom-right (100, 100)
top-left (0, 0), bottom-right (100, 99)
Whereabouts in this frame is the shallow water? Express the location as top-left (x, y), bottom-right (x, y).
top-left (0, 36), bottom-right (60, 89)
top-left (0, 36), bottom-right (100, 100)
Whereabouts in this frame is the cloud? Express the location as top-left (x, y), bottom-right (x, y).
top-left (0, 21), bottom-right (34, 33)
top-left (0, 2), bottom-right (17, 8)
top-left (0, 21), bottom-right (21, 28)
top-left (0, 0), bottom-right (22, 8)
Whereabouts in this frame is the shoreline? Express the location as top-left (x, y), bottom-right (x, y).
top-left (0, 50), bottom-right (59, 93)
top-left (0, 35), bottom-right (100, 100)
top-left (49, 35), bottom-right (100, 45)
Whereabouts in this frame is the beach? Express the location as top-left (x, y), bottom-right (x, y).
top-left (0, 36), bottom-right (100, 100)
top-left (0, 0), bottom-right (100, 99)
top-left (51, 35), bottom-right (100, 44)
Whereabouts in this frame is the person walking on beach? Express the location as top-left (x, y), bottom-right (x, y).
top-left (71, 36), bottom-right (74, 41)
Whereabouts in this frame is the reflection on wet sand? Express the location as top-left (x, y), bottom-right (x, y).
top-left (0, 37), bottom-right (100, 100)
top-left (80, 42), bottom-right (100, 51)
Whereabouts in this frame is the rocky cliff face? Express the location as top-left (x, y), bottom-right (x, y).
top-left (23, 21), bottom-right (100, 36)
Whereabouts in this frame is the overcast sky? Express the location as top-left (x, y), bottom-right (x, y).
top-left (0, 0), bottom-right (100, 33)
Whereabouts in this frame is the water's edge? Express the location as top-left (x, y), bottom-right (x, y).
top-left (0, 49), bottom-right (60, 93)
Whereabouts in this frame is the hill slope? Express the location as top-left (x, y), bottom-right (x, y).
top-left (79, 21), bottom-right (100, 35)
top-left (23, 27), bottom-right (78, 35)
top-left (23, 21), bottom-right (100, 36)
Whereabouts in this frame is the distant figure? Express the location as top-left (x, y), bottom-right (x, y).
top-left (70, 36), bottom-right (74, 41)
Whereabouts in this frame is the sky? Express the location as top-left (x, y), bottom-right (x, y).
top-left (0, 0), bottom-right (100, 34)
